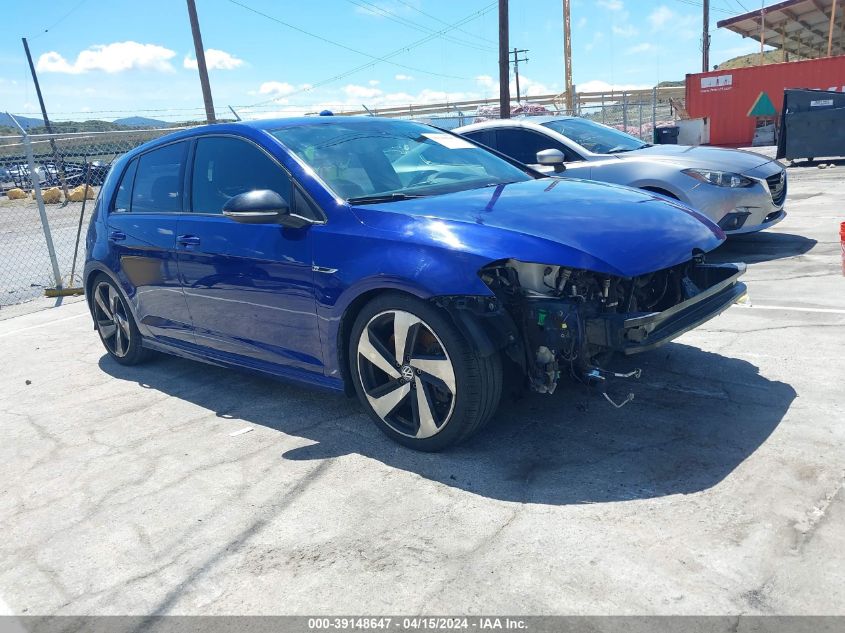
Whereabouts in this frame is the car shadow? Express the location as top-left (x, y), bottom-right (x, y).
top-left (98, 342), bottom-right (794, 506)
top-left (709, 231), bottom-right (817, 264)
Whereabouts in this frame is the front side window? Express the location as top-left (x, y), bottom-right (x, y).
top-left (271, 119), bottom-right (532, 202)
top-left (191, 136), bottom-right (293, 215)
top-left (495, 129), bottom-right (570, 165)
top-left (541, 118), bottom-right (648, 154)
top-left (131, 141), bottom-right (188, 213)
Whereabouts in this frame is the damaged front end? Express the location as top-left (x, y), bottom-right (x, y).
top-left (473, 256), bottom-right (747, 405)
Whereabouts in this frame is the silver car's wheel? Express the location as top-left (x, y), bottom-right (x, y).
top-left (93, 280), bottom-right (132, 358)
top-left (357, 310), bottom-right (457, 439)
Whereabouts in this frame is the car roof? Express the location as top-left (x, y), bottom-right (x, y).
top-left (456, 116), bottom-right (575, 131)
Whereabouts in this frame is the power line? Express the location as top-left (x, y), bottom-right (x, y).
top-left (670, 0), bottom-right (733, 14)
top-left (236, 1), bottom-right (498, 109)
top-left (390, 0), bottom-right (496, 46)
top-left (345, 0), bottom-right (495, 53)
top-left (226, 0), bottom-right (468, 81)
top-left (28, 0), bottom-right (89, 39)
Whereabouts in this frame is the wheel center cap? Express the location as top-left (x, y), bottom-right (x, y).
top-left (400, 364), bottom-right (415, 382)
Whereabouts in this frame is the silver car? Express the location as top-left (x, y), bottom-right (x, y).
top-left (455, 116), bottom-right (787, 234)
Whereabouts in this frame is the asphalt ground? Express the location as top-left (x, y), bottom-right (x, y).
top-left (0, 158), bottom-right (843, 617)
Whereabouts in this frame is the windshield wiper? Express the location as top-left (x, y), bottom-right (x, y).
top-left (347, 193), bottom-right (426, 204)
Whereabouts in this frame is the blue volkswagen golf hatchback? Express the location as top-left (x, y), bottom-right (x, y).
top-left (85, 117), bottom-right (746, 450)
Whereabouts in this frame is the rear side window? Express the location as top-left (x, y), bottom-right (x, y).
top-left (131, 141), bottom-right (188, 213)
top-left (112, 158), bottom-right (138, 213)
top-left (495, 129), bottom-right (571, 164)
top-left (191, 136), bottom-right (292, 214)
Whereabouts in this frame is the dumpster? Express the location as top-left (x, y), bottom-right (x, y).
top-left (655, 126), bottom-right (680, 145)
top-left (777, 88), bottom-right (845, 161)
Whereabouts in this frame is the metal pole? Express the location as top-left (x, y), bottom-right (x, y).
top-left (622, 91), bottom-right (628, 132)
top-left (563, 0), bottom-right (574, 114)
top-left (827, 0), bottom-right (837, 57)
top-left (652, 87), bottom-right (658, 141)
top-left (186, 0), bottom-right (216, 123)
top-left (702, 0), bottom-right (710, 72)
top-left (601, 93), bottom-right (606, 123)
top-left (21, 37), bottom-right (69, 200)
top-left (20, 129), bottom-right (62, 290)
top-left (638, 101), bottom-right (643, 140)
top-left (69, 161), bottom-right (91, 287)
top-left (760, 3), bottom-right (766, 66)
top-left (498, 0), bottom-right (510, 118)
top-left (513, 48), bottom-right (521, 103)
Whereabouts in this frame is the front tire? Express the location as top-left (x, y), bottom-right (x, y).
top-left (91, 275), bottom-right (150, 366)
top-left (349, 293), bottom-right (501, 451)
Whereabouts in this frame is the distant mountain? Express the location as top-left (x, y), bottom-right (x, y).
top-left (0, 112), bottom-right (44, 130)
top-left (112, 116), bottom-right (168, 128)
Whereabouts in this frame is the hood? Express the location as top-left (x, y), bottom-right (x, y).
top-left (350, 178), bottom-right (725, 278)
top-left (625, 144), bottom-right (775, 171)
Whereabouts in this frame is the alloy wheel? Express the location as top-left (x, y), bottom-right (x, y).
top-left (93, 281), bottom-right (131, 358)
top-left (357, 310), bottom-right (456, 439)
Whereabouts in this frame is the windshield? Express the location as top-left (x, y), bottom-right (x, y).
top-left (271, 119), bottom-right (532, 202)
top-left (541, 118), bottom-right (648, 155)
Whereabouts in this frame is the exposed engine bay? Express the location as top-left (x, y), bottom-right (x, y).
top-left (475, 257), bottom-right (747, 406)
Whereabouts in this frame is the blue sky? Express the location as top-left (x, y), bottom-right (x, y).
top-left (0, 0), bottom-right (767, 122)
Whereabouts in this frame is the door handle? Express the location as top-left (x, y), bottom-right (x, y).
top-left (108, 230), bottom-right (126, 242)
top-left (177, 234), bottom-right (201, 247)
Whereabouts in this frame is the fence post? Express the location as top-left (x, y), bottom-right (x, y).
top-left (622, 92), bottom-right (628, 132)
top-left (601, 94), bottom-right (606, 124)
top-left (638, 101), bottom-right (643, 139)
top-left (23, 133), bottom-right (63, 291)
top-left (652, 87), bottom-right (658, 142)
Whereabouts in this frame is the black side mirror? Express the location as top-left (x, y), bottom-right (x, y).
top-left (222, 190), bottom-right (311, 228)
top-left (535, 149), bottom-right (567, 173)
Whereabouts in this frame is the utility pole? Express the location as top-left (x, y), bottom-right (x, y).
top-left (563, 0), bottom-right (574, 114)
top-left (759, 1), bottom-right (766, 66)
top-left (498, 0), bottom-right (510, 119)
top-left (21, 37), bottom-right (69, 199)
top-left (186, 0), bottom-right (216, 123)
top-left (827, 0), bottom-right (837, 57)
top-left (510, 48), bottom-right (529, 103)
top-left (702, 0), bottom-right (710, 72)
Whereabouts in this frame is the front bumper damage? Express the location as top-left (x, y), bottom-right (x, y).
top-left (441, 260), bottom-right (747, 407)
top-left (584, 263), bottom-right (746, 355)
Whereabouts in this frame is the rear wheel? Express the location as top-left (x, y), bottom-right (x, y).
top-left (349, 293), bottom-right (501, 451)
top-left (91, 276), bottom-right (149, 365)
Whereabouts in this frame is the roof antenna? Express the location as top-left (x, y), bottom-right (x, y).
top-left (228, 105), bottom-right (242, 121)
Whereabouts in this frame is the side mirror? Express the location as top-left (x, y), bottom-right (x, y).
top-left (222, 190), bottom-right (310, 228)
top-left (536, 149), bottom-right (567, 173)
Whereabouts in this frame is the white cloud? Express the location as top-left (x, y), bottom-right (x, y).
top-left (258, 81), bottom-right (297, 96)
top-left (394, 74), bottom-right (414, 81)
top-left (36, 42), bottom-right (176, 74)
top-left (597, 0), bottom-right (624, 10)
top-left (344, 83), bottom-right (383, 99)
top-left (368, 79), bottom-right (380, 86)
top-left (183, 49), bottom-right (244, 71)
top-left (627, 43), bottom-right (656, 54)
top-left (648, 6), bottom-right (675, 30)
top-left (612, 24), bottom-right (638, 37)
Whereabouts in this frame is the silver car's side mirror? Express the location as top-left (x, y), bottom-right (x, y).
top-left (536, 149), bottom-right (566, 173)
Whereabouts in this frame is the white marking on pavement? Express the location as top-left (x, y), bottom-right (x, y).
top-left (0, 312), bottom-right (88, 338)
top-left (733, 304), bottom-right (845, 315)
top-left (229, 427), bottom-right (254, 437)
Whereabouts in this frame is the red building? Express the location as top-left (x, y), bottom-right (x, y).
top-left (685, 55), bottom-right (845, 147)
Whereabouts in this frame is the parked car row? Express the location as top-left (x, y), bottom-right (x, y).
top-left (1, 160), bottom-right (111, 192)
top-left (86, 116), bottom-right (760, 450)
top-left (455, 116), bottom-right (787, 234)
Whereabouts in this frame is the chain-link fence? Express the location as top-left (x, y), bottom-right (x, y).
top-left (0, 128), bottom-right (180, 309)
top-left (381, 88), bottom-right (682, 141)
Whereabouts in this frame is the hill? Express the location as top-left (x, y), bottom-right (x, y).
top-left (714, 50), bottom-right (808, 70)
top-left (112, 116), bottom-right (168, 128)
top-left (0, 113), bottom-right (44, 131)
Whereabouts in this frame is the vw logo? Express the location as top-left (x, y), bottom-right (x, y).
top-left (400, 365), bottom-right (415, 382)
